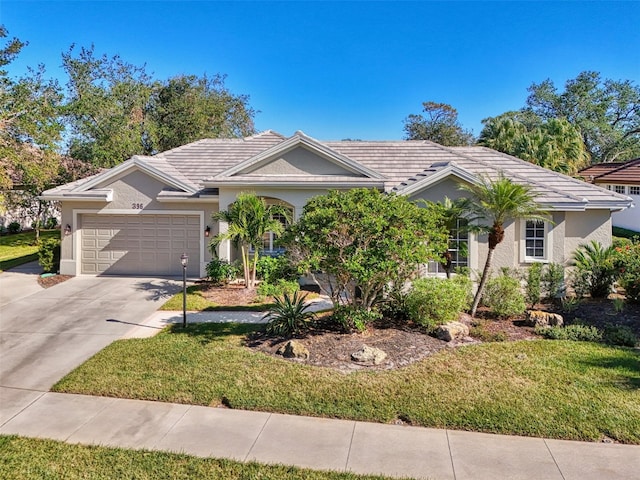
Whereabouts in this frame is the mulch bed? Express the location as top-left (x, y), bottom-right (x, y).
top-left (37, 274), bottom-right (72, 289)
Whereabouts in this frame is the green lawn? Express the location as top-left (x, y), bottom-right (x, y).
top-left (160, 284), bottom-right (275, 311)
top-left (0, 436), bottom-right (398, 480)
top-left (53, 323), bottom-right (640, 444)
top-left (0, 230), bottom-right (59, 272)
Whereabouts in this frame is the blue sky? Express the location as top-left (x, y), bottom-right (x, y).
top-left (2, 1), bottom-right (639, 141)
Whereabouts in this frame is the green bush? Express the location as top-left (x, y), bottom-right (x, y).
top-left (257, 279), bottom-right (300, 299)
top-left (205, 258), bottom-right (238, 285)
top-left (265, 291), bottom-right (316, 338)
top-left (379, 286), bottom-right (411, 320)
top-left (330, 305), bottom-right (381, 333)
top-left (535, 324), bottom-right (603, 342)
top-left (602, 325), bottom-right (638, 347)
top-left (406, 276), bottom-right (471, 330)
top-left (571, 241), bottom-right (617, 298)
top-left (38, 237), bottom-right (61, 273)
top-left (483, 274), bottom-right (526, 318)
top-left (525, 263), bottom-right (543, 308)
top-left (45, 217), bottom-right (58, 229)
top-left (8, 221), bottom-right (21, 234)
top-left (542, 262), bottom-right (565, 300)
top-left (614, 242), bottom-right (640, 303)
top-left (256, 255), bottom-right (297, 284)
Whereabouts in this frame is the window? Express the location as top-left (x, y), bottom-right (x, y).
top-left (424, 218), bottom-right (469, 275)
top-left (261, 210), bottom-right (291, 255)
top-left (525, 220), bottom-right (546, 260)
top-left (630, 186), bottom-right (640, 195)
top-left (614, 185), bottom-right (626, 194)
top-left (521, 219), bottom-right (553, 263)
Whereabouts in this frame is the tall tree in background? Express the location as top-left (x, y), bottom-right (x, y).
top-left (403, 101), bottom-right (474, 145)
top-left (525, 71), bottom-right (640, 163)
top-left (0, 27), bottom-right (64, 240)
top-left (150, 74), bottom-right (256, 152)
top-left (62, 45), bottom-right (155, 167)
top-left (479, 113), bottom-right (589, 175)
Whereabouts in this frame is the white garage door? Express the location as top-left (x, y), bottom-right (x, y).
top-left (80, 214), bottom-right (200, 276)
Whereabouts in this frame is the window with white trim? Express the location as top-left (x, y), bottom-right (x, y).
top-left (425, 218), bottom-right (469, 275)
top-left (261, 209), bottom-right (291, 255)
top-left (629, 186), bottom-right (640, 195)
top-left (521, 219), bottom-right (553, 263)
top-left (614, 185), bottom-right (626, 194)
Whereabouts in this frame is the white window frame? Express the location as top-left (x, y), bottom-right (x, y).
top-left (424, 218), bottom-right (469, 276)
top-left (614, 185), bottom-right (626, 194)
top-left (629, 186), bottom-right (640, 195)
top-left (520, 219), bottom-right (553, 263)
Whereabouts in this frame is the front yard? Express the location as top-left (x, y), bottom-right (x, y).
top-left (53, 322), bottom-right (640, 444)
top-left (0, 230), bottom-right (59, 272)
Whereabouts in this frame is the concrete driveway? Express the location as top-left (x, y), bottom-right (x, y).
top-left (0, 268), bottom-right (180, 391)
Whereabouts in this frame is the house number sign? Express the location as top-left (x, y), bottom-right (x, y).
top-left (131, 203), bottom-right (145, 210)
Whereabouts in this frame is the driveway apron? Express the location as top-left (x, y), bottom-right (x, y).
top-left (0, 275), bottom-right (180, 391)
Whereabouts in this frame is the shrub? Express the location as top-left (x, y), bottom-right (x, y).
top-left (45, 217), bottom-right (58, 229)
top-left (483, 274), bottom-right (526, 318)
top-left (257, 279), bottom-right (300, 299)
top-left (265, 291), bottom-right (316, 338)
top-left (206, 258), bottom-right (238, 285)
top-left (256, 255), bottom-right (297, 284)
top-left (602, 325), bottom-right (638, 347)
top-left (542, 263), bottom-right (565, 301)
top-left (8, 221), bottom-right (21, 234)
top-left (571, 241), bottom-right (617, 298)
top-left (330, 305), bottom-right (381, 333)
top-left (535, 324), bottom-right (603, 342)
top-left (525, 263), bottom-right (543, 308)
top-left (614, 242), bottom-right (640, 303)
top-left (379, 286), bottom-right (411, 321)
top-left (38, 237), bottom-right (61, 273)
top-left (406, 277), bottom-right (471, 330)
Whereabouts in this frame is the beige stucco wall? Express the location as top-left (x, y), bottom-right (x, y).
top-left (243, 146), bottom-right (360, 176)
top-left (407, 178), bottom-right (468, 204)
top-left (565, 210), bottom-right (612, 251)
top-left (59, 170), bottom-right (218, 276)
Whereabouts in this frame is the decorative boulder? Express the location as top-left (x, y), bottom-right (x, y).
top-left (435, 321), bottom-right (470, 342)
top-left (277, 340), bottom-right (310, 360)
top-left (525, 310), bottom-right (564, 327)
top-left (351, 345), bottom-right (387, 365)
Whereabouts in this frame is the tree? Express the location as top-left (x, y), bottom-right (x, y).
top-left (459, 175), bottom-right (547, 317)
top-left (282, 189), bottom-right (448, 311)
top-left (149, 74), bottom-right (256, 152)
top-left (61, 45), bottom-right (155, 167)
top-left (427, 197), bottom-right (470, 278)
top-left (211, 193), bottom-right (290, 289)
top-left (479, 113), bottom-right (590, 175)
top-left (0, 26), bottom-right (64, 240)
top-left (403, 102), bottom-right (474, 145)
top-left (525, 71), bottom-right (640, 163)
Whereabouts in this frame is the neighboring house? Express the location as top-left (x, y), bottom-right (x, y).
top-left (41, 130), bottom-right (632, 278)
top-left (579, 158), bottom-right (640, 232)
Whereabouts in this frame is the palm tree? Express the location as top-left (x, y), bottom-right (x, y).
top-left (211, 192), bottom-right (290, 288)
top-left (460, 174), bottom-right (547, 316)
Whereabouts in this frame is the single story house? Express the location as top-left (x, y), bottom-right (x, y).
top-left (41, 130), bottom-right (632, 278)
top-left (579, 158), bottom-right (639, 232)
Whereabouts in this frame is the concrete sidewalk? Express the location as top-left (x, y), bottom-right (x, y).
top-left (1, 389), bottom-right (638, 480)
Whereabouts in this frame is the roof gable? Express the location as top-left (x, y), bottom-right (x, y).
top-left (210, 131), bottom-right (386, 181)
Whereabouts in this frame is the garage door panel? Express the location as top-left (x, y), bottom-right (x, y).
top-left (80, 214), bottom-right (200, 276)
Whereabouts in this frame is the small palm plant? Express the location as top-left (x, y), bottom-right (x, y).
top-left (571, 240), bottom-right (617, 298)
top-left (265, 291), bottom-right (317, 338)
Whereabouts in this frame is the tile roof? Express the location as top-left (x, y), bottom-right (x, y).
top-left (579, 158), bottom-right (640, 185)
top-left (42, 130), bottom-right (632, 211)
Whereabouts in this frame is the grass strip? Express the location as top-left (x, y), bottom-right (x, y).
top-left (0, 230), bottom-right (60, 272)
top-left (53, 323), bottom-right (640, 444)
top-left (0, 436), bottom-right (400, 480)
top-left (160, 284), bottom-right (274, 311)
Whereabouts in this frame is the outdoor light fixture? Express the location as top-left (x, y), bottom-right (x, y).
top-left (64, 224), bottom-right (72, 235)
top-left (180, 253), bottom-right (188, 328)
top-left (204, 226), bottom-right (211, 237)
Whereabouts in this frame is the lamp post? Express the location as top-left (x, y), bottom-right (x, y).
top-left (180, 253), bottom-right (188, 328)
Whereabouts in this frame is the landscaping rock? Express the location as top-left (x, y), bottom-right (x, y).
top-left (351, 345), bottom-right (387, 365)
top-left (277, 340), bottom-right (309, 359)
top-left (525, 310), bottom-right (564, 327)
top-left (435, 321), bottom-right (470, 342)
